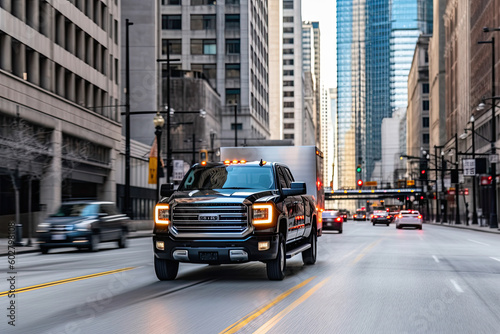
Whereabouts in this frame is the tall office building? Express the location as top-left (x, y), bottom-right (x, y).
top-left (336, 0), bottom-right (433, 188)
top-left (303, 21), bottom-right (321, 148)
top-left (159, 0), bottom-right (270, 147)
top-left (302, 20), bottom-right (318, 146)
top-left (0, 0), bottom-right (122, 219)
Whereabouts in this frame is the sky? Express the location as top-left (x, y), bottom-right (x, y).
top-left (302, 0), bottom-right (337, 89)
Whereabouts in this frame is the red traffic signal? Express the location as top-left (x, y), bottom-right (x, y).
top-left (357, 179), bottom-right (363, 187)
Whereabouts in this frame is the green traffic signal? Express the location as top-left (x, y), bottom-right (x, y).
top-left (356, 165), bottom-right (362, 173)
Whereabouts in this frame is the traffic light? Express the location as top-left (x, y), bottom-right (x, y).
top-left (419, 160), bottom-right (428, 180)
top-left (356, 164), bottom-right (362, 173)
top-left (199, 149), bottom-right (208, 165)
top-left (357, 179), bottom-right (363, 187)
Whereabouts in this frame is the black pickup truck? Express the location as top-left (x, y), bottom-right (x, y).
top-left (153, 160), bottom-right (319, 280)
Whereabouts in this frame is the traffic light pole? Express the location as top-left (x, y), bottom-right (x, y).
top-left (455, 133), bottom-right (461, 224)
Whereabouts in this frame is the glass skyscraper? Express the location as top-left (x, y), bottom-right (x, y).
top-left (336, 0), bottom-right (432, 188)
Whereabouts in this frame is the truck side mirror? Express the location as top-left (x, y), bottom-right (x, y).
top-left (160, 183), bottom-right (175, 198)
top-left (282, 182), bottom-right (306, 196)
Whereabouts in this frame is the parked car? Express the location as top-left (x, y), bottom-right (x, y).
top-left (371, 210), bottom-right (391, 226)
top-left (37, 201), bottom-right (130, 253)
top-left (353, 209), bottom-right (367, 221)
top-left (395, 210), bottom-right (423, 230)
top-left (322, 210), bottom-right (343, 233)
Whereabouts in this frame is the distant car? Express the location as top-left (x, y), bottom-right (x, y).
top-left (395, 210), bottom-right (423, 230)
top-left (339, 210), bottom-right (349, 221)
top-left (37, 201), bottom-right (130, 254)
top-left (371, 210), bottom-right (391, 226)
top-left (322, 210), bottom-right (343, 233)
top-left (353, 210), bottom-right (367, 221)
top-left (388, 210), bottom-right (399, 223)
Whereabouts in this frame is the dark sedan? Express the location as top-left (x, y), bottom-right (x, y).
top-left (37, 201), bottom-right (129, 253)
top-left (371, 210), bottom-right (391, 226)
top-left (322, 210), bottom-right (343, 233)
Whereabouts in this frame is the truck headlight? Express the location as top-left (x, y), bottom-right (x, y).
top-left (252, 203), bottom-right (274, 225)
top-left (155, 204), bottom-right (170, 225)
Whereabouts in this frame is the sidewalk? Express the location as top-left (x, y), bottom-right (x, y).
top-left (0, 220), bottom-right (154, 257)
top-left (427, 219), bottom-right (500, 234)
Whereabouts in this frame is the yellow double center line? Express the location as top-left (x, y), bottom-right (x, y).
top-left (0, 267), bottom-right (135, 297)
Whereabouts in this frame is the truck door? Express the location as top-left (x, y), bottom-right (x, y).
top-left (277, 166), bottom-right (299, 241)
top-left (284, 167), bottom-right (306, 238)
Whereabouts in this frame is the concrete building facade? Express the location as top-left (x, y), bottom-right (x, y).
top-left (0, 0), bottom-right (122, 234)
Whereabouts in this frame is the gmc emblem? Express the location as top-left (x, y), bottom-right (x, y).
top-left (199, 214), bottom-right (218, 221)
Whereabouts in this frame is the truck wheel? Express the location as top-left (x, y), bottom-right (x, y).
top-left (302, 228), bottom-right (317, 265)
top-left (155, 257), bottom-right (179, 280)
top-left (88, 234), bottom-right (99, 252)
top-left (267, 235), bottom-right (286, 280)
top-left (40, 246), bottom-right (49, 254)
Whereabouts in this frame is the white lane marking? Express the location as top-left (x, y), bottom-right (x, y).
top-left (450, 279), bottom-right (464, 293)
top-left (467, 239), bottom-right (490, 246)
top-left (432, 255), bottom-right (440, 263)
top-left (490, 257), bottom-right (500, 262)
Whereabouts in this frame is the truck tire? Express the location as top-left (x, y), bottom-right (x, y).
top-left (117, 230), bottom-right (128, 248)
top-left (155, 257), bottom-right (179, 280)
top-left (267, 234), bottom-right (286, 280)
top-left (88, 234), bottom-right (99, 252)
top-left (302, 227), bottom-right (317, 265)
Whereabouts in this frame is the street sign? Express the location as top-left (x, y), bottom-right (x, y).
top-left (444, 178), bottom-right (451, 188)
top-left (489, 154), bottom-right (499, 164)
top-left (463, 159), bottom-right (475, 176)
top-left (407, 180), bottom-right (415, 186)
top-left (173, 160), bottom-right (185, 181)
top-left (365, 181), bottom-right (377, 186)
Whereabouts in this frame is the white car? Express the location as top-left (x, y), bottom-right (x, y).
top-left (395, 210), bottom-right (423, 230)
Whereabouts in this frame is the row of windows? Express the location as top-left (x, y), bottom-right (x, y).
top-left (0, 34), bottom-right (118, 121)
top-left (163, 39), bottom-right (241, 55)
top-left (162, 14), bottom-right (240, 30)
top-left (165, 0), bottom-right (240, 5)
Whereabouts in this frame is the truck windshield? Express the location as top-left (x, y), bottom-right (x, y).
top-left (178, 165), bottom-right (275, 191)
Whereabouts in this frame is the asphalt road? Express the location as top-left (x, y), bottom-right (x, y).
top-left (1, 221), bottom-right (499, 334)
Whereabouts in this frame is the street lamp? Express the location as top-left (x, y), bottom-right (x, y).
top-left (124, 19), bottom-right (133, 218)
top-left (478, 29), bottom-right (499, 229)
top-left (153, 112), bottom-right (165, 203)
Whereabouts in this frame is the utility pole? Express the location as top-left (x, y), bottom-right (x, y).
top-left (124, 19), bottom-right (133, 218)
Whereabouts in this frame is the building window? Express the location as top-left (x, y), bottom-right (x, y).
top-left (225, 63), bottom-right (240, 78)
top-left (284, 102), bottom-right (294, 108)
top-left (191, 0), bottom-right (216, 5)
top-left (283, 17), bottom-right (294, 23)
top-left (162, 39), bottom-right (181, 55)
top-left (423, 117), bottom-right (429, 128)
top-left (191, 39), bottom-right (216, 55)
top-left (283, 59), bottom-right (294, 66)
top-left (191, 63), bottom-right (216, 81)
top-left (162, 0), bottom-right (180, 4)
top-left (284, 112), bottom-right (294, 119)
top-left (231, 123), bottom-right (243, 130)
top-left (283, 48), bottom-right (294, 55)
top-left (226, 88), bottom-right (240, 105)
top-left (284, 123), bottom-right (295, 129)
top-left (284, 134), bottom-right (294, 139)
top-left (191, 14), bottom-right (216, 30)
top-left (283, 70), bottom-right (294, 76)
top-left (284, 91), bottom-right (294, 97)
top-left (423, 133), bottom-right (429, 144)
top-left (226, 39), bottom-right (240, 54)
top-left (162, 15), bottom-right (181, 30)
top-left (423, 100), bottom-right (429, 111)
top-left (283, 38), bottom-right (294, 44)
top-left (422, 83), bottom-right (429, 94)
top-left (226, 0), bottom-right (239, 4)
top-left (225, 14), bottom-right (240, 30)
top-left (283, 27), bottom-right (294, 33)
top-left (283, 0), bottom-right (293, 9)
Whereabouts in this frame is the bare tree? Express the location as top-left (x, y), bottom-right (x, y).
top-left (0, 110), bottom-right (52, 245)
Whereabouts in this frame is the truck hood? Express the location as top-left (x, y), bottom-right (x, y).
top-left (169, 189), bottom-right (278, 205)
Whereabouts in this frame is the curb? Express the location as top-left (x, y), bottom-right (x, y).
top-left (0, 232), bottom-right (153, 257)
top-left (426, 222), bottom-right (500, 235)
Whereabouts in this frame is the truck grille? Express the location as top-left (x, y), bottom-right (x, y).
top-left (172, 203), bottom-right (249, 235)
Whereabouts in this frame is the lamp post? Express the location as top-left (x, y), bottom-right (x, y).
top-left (441, 150), bottom-right (447, 223)
top-left (454, 133), bottom-right (461, 224)
top-left (478, 34), bottom-right (498, 229)
top-left (124, 19), bottom-right (133, 218)
top-left (471, 115), bottom-right (478, 225)
top-left (233, 104), bottom-right (238, 147)
top-left (153, 112), bottom-right (165, 203)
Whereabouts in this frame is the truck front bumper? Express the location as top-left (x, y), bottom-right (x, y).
top-left (153, 234), bottom-right (279, 264)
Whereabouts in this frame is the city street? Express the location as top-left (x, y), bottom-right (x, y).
top-left (1, 221), bottom-right (500, 334)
